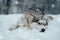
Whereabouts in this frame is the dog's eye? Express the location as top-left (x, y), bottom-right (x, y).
top-left (37, 22), bottom-right (42, 25)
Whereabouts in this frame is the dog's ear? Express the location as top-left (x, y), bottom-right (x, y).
top-left (43, 9), bottom-right (48, 14)
top-left (47, 16), bottom-right (53, 22)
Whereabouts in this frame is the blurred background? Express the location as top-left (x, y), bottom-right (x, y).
top-left (0, 0), bottom-right (60, 14)
top-left (0, 0), bottom-right (60, 40)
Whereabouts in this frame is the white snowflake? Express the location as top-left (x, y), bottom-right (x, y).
top-left (51, 4), bottom-right (55, 8)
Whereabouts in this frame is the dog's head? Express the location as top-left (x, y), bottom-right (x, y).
top-left (29, 7), bottom-right (53, 32)
top-left (35, 8), bottom-right (53, 32)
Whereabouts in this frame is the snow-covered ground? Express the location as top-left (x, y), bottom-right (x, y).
top-left (0, 14), bottom-right (60, 40)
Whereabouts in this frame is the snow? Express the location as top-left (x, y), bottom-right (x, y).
top-left (0, 14), bottom-right (60, 40)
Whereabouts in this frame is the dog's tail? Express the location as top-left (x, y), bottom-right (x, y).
top-left (9, 17), bottom-right (25, 31)
top-left (9, 21), bottom-right (20, 31)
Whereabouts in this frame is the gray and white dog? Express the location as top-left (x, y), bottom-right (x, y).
top-left (9, 7), bottom-right (53, 32)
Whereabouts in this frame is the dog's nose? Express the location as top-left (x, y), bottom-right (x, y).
top-left (40, 28), bottom-right (45, 32)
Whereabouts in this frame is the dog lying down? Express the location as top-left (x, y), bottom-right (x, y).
top-left (9, 8), bottom-right (53, 32)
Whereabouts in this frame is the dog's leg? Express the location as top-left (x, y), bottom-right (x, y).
top-left (23, 18), bottom-right (29, 27)
top-left (27, 14), bottom-right (34, 28)
top-left (23, 14), bottom-right (34, 28)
